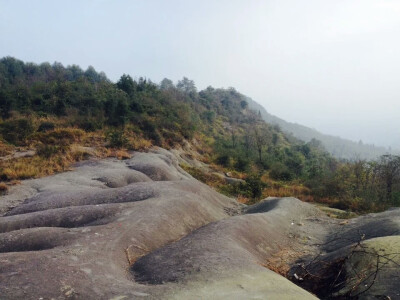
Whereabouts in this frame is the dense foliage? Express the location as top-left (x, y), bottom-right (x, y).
top-left (0, 57), bottom-right (398, 213)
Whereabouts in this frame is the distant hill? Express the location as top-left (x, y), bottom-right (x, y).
top-left (247, 98), bottom-right (391, 160)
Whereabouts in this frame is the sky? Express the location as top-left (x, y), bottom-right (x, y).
top-left (1, 0), bottom-right (400, 148)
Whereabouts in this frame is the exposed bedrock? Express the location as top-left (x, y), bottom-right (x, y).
top-left (132, 197), bottom-right (328, 285)
top-left (1, 148), bottom-right (399, 299)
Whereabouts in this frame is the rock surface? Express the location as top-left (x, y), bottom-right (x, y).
top-left (0, 148), bottom-right (399, 299)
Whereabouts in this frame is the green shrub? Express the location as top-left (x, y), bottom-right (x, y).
top-left (106, 129), bottom-right (128, 148)
top-left (234, 156), bottom-right (250, 171)
top-left (78, 119), bottom-right (103, 132)
top-left (37, 121), bottom-right (55, 132)
top-left (33, 128), bottom-right (85, 145)
top-left (162, 130), bottom-right (183, 147)
top-left (0, 119), bottom-right (35, 145)
top-left (391, 191), bottom-right (400, 206)
top-left (216, 154), bottom-right (231, 167)
top-left (269, 162), bottom-right (293, 181)
top-left (140, 119), bottom-right (163, 145)
top-left (37, 143), bottom-right (69, 158)
top-left (218, 174), bottom-right (265, 200)
top-left (245, 174), bottom-right (264, 199)
top-left (201, 111), bottom-right (215, 123)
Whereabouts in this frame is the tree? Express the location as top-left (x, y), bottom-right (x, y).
top-left (85, 66), bottom-right (100, 83)
top-left (245, 174), bottom-right (263, 199)
top-left (353, 159), bottom-right (366, 194)
top-left (243, 129), bottom-right (254, 157)
top-left (253, 125), bottom-right (271, 161)
top-left (240, 100), bottom-right (248, 109)
top-left (308, 138), bottom-right (324, 150)
top-left (272, 133), bottom-right (279, 146)
top-left (104, 90), bottom-right (129, 126)
top-left (230, 126), bottom-right (237, 148)
top-left (66, 64), bottom-right (84, 80)
top-left (177, 77), bottom-right (196, 94)
top-left (0, 90), bottom-right (12, 118)
top-left (159, 78), bottom-right (174, 90)
top-left (54, 98), bottom-right (66, 116)
top-left (376, 155), bottom-right (400, 202)
top-left (116, 74), bottom-right (136, 96)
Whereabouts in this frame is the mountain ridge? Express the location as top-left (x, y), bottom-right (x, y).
top-left (246, 97), bottom-right (392, 160)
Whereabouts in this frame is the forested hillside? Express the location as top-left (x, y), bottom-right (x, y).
top-left (1, 57), bottom-right (400, 213)
top-left (247, 98), bottom-right (392, 160)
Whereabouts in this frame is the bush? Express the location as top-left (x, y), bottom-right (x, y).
top-left (201, 111), bottom-right (215, 123)
top-left (216, 154), bottom-right (231, 167)
top-left (161, 130), bottom-right (183, 147)
top-left (37, 121), bottom-right (55, 132)
top-left (78, 119), bottom-right (103, 132)
top-left (234, 156), bottom-right (250, 172)
top-left (218, 174), bottom-right (265, 200)
top-left (0, 140), bottom-right (13, 156)
top-left (391, 191), bottom-right (400, 206)
top-left (36, 143), bottom-right (69, 158)
top-left (245, 174), bottom-right (264, 199)
top-left (144, 128), bottom-right (162, 145)
top-left (258, 158), bottom-right (271, 170)
top-left (0, 119), bottom-right (35, 145)
top-left (33, 128), bottom-right (85, 145)
top-left (330, 198), bottom-right (352, 211)
top-left (269, 162), bottom-right (293, 181)
top-left (140, 119), bottom-right (163, 145)
top-left (106, 129), bottom-right (128, 148)
top-left (0, 182), bottom-right (8, 195)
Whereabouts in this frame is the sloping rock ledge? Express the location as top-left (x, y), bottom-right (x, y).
top-left (1, 148), bottom-right (399, 299)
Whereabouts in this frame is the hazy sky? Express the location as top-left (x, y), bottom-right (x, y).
top-left (1, 0), bottom-right (400, 147)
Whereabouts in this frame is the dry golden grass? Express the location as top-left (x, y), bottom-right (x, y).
top-left (229, 170), bottom-right (246, 179)
top-left (262, 184), bottom-right (312, 199)
top-left (262, 187), bottom-right (320, 203)
top-left (0, 121), bottom-right (160, 182)
top-left (192, 133), bottom-right (214, 156)
top-left (93, 147), bottom-right (113, 158)
top-left (83, 131), bottom-right (107, 147)
top-left (259, 174), bottom-right (315, 202)
top-left (0, 147), bottom-right (92, 180)
top-left (0, 140), bottom-right (13, 156)
top-left (262, 248), bottom-right (303, 277)
top-left (31, 128), bottom-right (86, 145)
top-left (1, 140), bottom-right (92, 181)
top-left (1, 156), bottom-right (68, 180)
top-left (127, 135), bottom-right (152, 151)
top-left (0, 110), bottom-right (160, 182)
top-left (237, 194), bottom-right (250, 204)
top-left (114, 149), bottom-right (132, 160)
top-left (0, 182), bottom-right (8, 193)
top-left (118, 150), bottom-right (131, 160)
top-left (93, 147), bottom-right (131, 160)
top-left (180, 164), bottom-right (226, 188)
